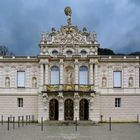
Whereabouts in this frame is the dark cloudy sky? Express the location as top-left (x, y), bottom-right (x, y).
top-left (0, 0), bottom-right (140, 55)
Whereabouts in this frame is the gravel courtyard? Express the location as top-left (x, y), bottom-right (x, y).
top-left (0, 123), bottom-right (140, 140)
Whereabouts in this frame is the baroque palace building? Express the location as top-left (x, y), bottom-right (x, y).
top-left (0, 7), bottom-right (140, 122)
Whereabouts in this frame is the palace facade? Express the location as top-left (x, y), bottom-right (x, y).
top-left (0, 7), bottom-right (140, 122)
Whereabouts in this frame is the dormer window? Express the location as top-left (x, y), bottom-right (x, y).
top-left (66, 50), bottom-right (73, 56)
top-left (80, 50), bottom-right (87, 56)
top-left (52, 50), bottom-right (59, 56)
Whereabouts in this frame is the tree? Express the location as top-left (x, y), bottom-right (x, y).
top-left (129, 51), bottom-right (140, 55)
top-left (0, 45), bottom-right (14, 56)
top-left (98, 48), bottom-right (115, 55)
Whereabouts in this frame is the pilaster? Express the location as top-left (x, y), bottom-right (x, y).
top-left (94, 60), bottom-right (99, 90)
top-left (39, 63), bottom-right (44, 86)
top-left (45, 60), bottom-right (49, 85)
top-left (89, 59), bottom-right (94, 85)
top-left (74, 59), bottom-right (79, 84)
top-left (74, 93), bottom-right (80, 120)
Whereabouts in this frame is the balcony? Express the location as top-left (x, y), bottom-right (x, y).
top-left (42, 84), bottom-right (95, 93)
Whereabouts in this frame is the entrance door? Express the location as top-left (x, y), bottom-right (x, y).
top-left (49, 99), bottom-right (58, 120)
top-left (79, 99), bottom-right (89, 120)
top-left (64, 99), bottom-right (74, 120)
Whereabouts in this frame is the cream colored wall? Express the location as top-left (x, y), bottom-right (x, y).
top-left (0, 95), bottom-right (38, 121)
top-left (100, 95), bottom-right (140, 122)
top-left (98, 62), bottom-right (140, 89)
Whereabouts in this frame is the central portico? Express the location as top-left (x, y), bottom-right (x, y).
top-left (37, 7), bottom-right (100, 122)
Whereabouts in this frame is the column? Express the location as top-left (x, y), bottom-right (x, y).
top-left (135, 65), bottom-right (140, 88)
top-left (40, 63), bottom-right (44, 86)
top-left (94, 61), bottom-right (99, 90)
top-left (74, 93), bottom-right (79, 120)
top-left (59, 59), bottom-right (64, 84)
top-left (74, 59), bottom-right (79, 84)
top-left (45, 60), bottom-right (49, 85)
top-left (58, 93), bottom-right (64, 121)
top-left (89, 59), bottom-right (94, 85)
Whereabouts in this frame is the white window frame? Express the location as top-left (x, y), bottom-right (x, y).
top-left (17, 71), bottom-right (25, 88)
top-left (113, 71), bottom-right (122, 88)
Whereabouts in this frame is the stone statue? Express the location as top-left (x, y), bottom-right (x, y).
top-left (5, 77), bottom-right (10, 88)
top-left (128, 77), bottom-right (133, 87)
top-left (102, 77), bottom-right (107, 87)
top-left (64, 7), bottom-right (72, 26)
top-left (32, 77), bottom-right (37, 88)
top-left (67, 69), bottom-right (72, 84)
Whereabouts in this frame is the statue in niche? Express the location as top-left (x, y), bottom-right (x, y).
top-left (67, 69), bottom-right (72, 84)
top-left (32, 77), bottom-right (37, 88)
top-left (102, 77), bottom-right (107, 88)
top-left (5, 77), bottom-right (10, 88)
top-left (128, 77), bottom-right (133, 87)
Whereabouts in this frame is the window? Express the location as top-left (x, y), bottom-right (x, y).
top-left (113, 71), bottom-right (122, 88)
top-left (17, 98), bottom-right (23, 107)
top-left (66, 50), bottom-right (73, 55)
top-left (50, 66), bottom-right (59, 84)
top-left (52, 50), bottom-right (58, 56)
top-left (17, 71), bottom-right (25, 88)
top-left (79, 66), bottom-right (88, 84)
top-left (115, 98), bottom-right (121, 107)
top-left (80, 50), bottom-right (87, 56)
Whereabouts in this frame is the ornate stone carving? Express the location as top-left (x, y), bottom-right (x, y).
top-left (47, 85), bottom-right (59, 92)
top-left (128, 77), bottom-right (133, 87)
top-left (42, 93), bottom-right (48, 110)
top-left (79, 85), bottom-right (91, 92)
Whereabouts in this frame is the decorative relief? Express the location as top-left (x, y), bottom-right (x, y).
top-left (79, 85), bottom-right (91, 92)
top-left (52, 27), bottom-right (89, 45)
top-left (63, 85), bottom-right (75, 91)
top-left (42, 93), bottom-right (48, 110)
top-left (47, 85), bottom-right (59, 92)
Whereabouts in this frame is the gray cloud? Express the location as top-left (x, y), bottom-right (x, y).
top-left (0, 0), bottom-right (140, 55)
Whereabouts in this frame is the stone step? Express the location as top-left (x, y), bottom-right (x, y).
top-left (43, 120), bottom-right (97, 126)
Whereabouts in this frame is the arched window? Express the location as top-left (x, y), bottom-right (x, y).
top-left (51, 66), bottom-right (59, 84)
top-left (79, 66), bottom-right (88, 84)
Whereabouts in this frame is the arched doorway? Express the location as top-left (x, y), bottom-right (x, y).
top-left (79, 99), bottom-right (89, 120)
top-left (49, 99), bottom-right (59, 120)
top-left (64, 99), bottom-right (74, 120)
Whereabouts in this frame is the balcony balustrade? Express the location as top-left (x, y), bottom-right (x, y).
top-left (42, 84), bottom-right (95, 93)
